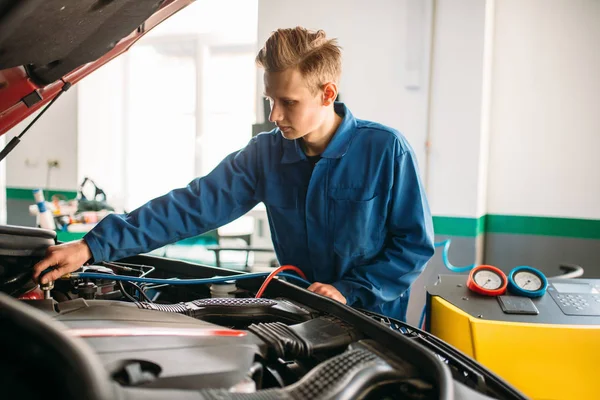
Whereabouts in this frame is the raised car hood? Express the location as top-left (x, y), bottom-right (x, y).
top-left (0, 0), bottom-right (193, 137)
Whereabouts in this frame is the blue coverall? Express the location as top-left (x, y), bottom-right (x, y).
top-left (84, 103), bottom-right (435, 321)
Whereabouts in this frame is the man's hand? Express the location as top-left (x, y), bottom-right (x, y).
top-left (32, 240), bottom-right (92, 284)
top-left (307, 282), bottom-right (346, 304)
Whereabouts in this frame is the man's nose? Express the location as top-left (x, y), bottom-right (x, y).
top-left (269, 102), bottom-right (282, 123)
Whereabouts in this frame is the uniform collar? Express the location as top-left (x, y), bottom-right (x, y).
top-left (280, 102), bottom-right (356, 164)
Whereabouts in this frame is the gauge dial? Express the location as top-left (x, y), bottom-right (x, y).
top-left (474, 270), bottom-right (504, 290)
top-left (467, 265), bottom-right (508, 296)
top-left (513, 271), bottom-right (543, 291)
top-left (508, 266), bottom-right (548, 297)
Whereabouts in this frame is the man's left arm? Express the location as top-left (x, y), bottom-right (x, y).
top-left (329, 150), bottom-right (435, 309)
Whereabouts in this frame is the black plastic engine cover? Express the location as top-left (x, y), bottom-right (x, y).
top-left (24, 298), bottom-right (261, 391)
top-left (0, 224), bottom-right (55, 257)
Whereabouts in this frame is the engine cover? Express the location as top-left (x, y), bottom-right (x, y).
top-left (25, 298), bottom-right (260, 390)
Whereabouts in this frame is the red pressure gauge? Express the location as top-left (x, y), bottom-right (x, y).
top-left (467, 265), bottom-right (508, 296)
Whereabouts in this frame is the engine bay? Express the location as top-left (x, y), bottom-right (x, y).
top-left (17, 262), bottom-right (427, 399)
top-left (0, 225), bottom-right (526, 400)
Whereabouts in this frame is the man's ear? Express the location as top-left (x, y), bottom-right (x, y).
top-left (322, 82), bottom-right (338, 106)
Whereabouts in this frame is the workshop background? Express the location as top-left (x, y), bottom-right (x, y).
top-left (2, 0), bottom-right (598, 326)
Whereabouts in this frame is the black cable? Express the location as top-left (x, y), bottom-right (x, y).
top-left (127, 281), bottom-right (153, 303)
top-left (118, 281), bottom-right (137, 303)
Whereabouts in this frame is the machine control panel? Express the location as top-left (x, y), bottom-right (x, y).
top-left (548, 281), bottom-right (600, 316)
top-left (427, 275), bottom-right (600, 325)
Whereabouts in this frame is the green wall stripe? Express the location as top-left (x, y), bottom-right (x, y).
top-left (433, 215), bottom-right (600, 239)
top-left (476, 215), bottom-right (487, 236)
top-left (432, 216), bottom-right (484, 237)
top-left (486, 214), bottom-right (600, 240)
top-left (7, 187), bottom-right (78, 201)
top-left (6, 186), bottom-right (599, 239)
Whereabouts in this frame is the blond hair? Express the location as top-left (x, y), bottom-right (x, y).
top-left (256, 27), bottom-right (342, 93)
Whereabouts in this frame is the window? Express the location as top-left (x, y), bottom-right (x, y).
top-left (78, 0), bottom-right (258, 212)
top-left (124, 41), bottom-right (197, 210)
top-left (199, 46), bottom-right (257, 176)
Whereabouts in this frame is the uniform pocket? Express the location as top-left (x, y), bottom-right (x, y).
top-left (331, 193), bottom-right (382, 257)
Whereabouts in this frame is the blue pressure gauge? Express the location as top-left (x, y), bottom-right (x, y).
top-left (508, 266), bottom-right (548, 297)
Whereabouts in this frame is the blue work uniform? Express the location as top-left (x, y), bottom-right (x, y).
top-left (84, 103), bottom-right (434, 321)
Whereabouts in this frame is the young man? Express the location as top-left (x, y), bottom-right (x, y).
top-left (33, 27), bottom-right (434, 321)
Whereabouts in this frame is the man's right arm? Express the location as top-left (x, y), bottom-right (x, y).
top-left (33, 137), bottom-right (262, 283)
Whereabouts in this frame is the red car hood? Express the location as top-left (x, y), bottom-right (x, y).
top-left (0, 0), bottom-right (194, 137)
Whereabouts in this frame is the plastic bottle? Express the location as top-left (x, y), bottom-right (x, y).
top-left (210, 281), bottom-right (237, 298)
top-left (32, 189), bottom-right (56, 230)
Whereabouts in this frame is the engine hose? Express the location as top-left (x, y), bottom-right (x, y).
top-left (434, 239), bottom-right (476, 273)
top-left (72, 271), bottom-right (311, 287)
top-left (136, 302), bottom-right (194, 316)
top-left (255, 265), bottom-right (307, 298)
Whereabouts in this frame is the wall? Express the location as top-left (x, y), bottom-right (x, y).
top-left (426, 0), bottom-right (488, 219)
top-left (488, 0), bottom-right (600, 220)
top-left (483, 0), bottom-right (600, 278)
top-left (4, 86), bottom-right (79, 226)
top-left (416, 0), bottom-right (600, 319)
top-left (5, 89), bottom-right (79, 190)
top-left (409, 0), bottom-right (491, 325)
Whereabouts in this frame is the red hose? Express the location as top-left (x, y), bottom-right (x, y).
top-left (255, 265), bottom-right (307, 298)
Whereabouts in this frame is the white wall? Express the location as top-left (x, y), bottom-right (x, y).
top-left (257, 0), bottom-right (433, 178)
top-left (427, 0), bottom-right (489, 218)
top-left (5, 88), bottom-right (79, 190)
top-left (487, 0), bottom-right (600, 220)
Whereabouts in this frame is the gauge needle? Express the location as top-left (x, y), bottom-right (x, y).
top-left (523, 280), bottom-right (530, 288)
top-left (483, 279), bottom-right (490, 288)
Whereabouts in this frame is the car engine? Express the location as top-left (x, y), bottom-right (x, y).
top-left (0, 225), bottom-right (525, 400)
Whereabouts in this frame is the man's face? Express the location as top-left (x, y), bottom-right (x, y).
top-left (264, 68), bottom-right (326, 140)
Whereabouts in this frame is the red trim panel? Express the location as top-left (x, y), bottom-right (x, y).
top-left (67, 327), bottom-right (247, 338)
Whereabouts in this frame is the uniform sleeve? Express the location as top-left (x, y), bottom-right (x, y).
top-left (83, 138), bottom-right (261, 263)
top-left (331, 150), bottom-right (435, 308)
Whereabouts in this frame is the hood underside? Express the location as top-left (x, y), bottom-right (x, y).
top-left (0, 0), bottom-right (193, 136)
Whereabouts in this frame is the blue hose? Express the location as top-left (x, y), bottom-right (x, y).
top-left (418, 239), bottom-right (477, 330)
top-left (434, 239), bottom-right (476, 273)
top-left (75, 271), bottom-right (311, 287)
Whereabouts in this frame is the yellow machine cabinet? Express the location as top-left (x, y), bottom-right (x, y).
top-left (426, 275), bottom-right (600, 400)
